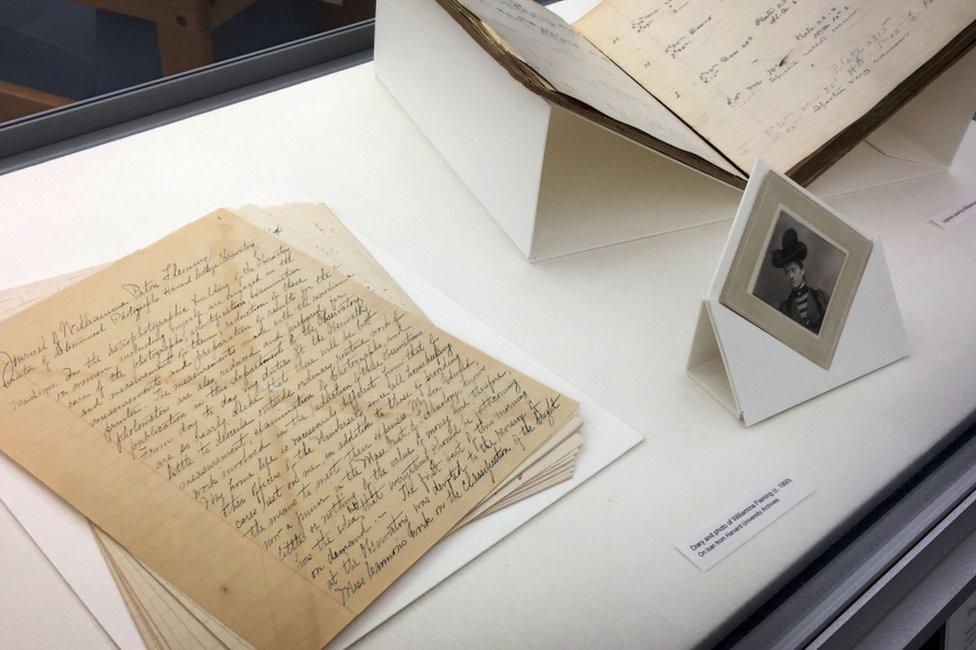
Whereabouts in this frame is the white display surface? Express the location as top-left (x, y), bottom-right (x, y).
top-left (0, 501), bottom-right (113, 648)
top-left (0, 52), bottom-right (974, 650)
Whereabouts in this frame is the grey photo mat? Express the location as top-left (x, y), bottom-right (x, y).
top-left (719, 172), bottom-right (873, 369)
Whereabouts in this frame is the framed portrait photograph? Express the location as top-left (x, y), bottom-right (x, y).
top-left (719, 172), bottom-right (873, 370)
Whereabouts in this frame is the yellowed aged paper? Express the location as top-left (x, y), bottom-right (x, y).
top-left (97, 527), bottom-right (251, 649)
top-left (0, 203), bottom-right (581, 649)
top-left (451, 0), bottom-right (741, 177)
top-left (93, 529), bottom-right (168, 650)
top-left (232, 203), bottom-right (426, 318)
top-left (0, 210), bottom-right (578, 648)
top-left (575, 0), bottom-right (976, 172)
top-left (455, 432), bottom-right (581, 529)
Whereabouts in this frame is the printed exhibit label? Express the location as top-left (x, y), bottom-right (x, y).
top-left (677, 473), bottom-right (814, 571)
top-left (945, 586), bottom-right (976, 650)
top-left (931, 197), bottom-right (976, 231)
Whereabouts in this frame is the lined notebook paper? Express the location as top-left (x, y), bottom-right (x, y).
top-left (0, 205), bottom-right (583, 648)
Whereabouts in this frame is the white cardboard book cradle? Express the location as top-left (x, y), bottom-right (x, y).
top-left (374, 0), bottom-right (976, 261)
top-left (687, 161), bottom-right (911, 426)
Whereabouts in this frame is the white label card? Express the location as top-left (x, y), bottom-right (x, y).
top-left (676, 473), bottom-right (814, 571)
top-left (945, 587), bottom-right (976, 650)
top-left (931, 197), bottom-right (976, 231)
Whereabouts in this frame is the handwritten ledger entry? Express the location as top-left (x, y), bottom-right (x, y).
top-left (438, 0), bottom-right (976, 185)
top-left (575, 0), bottom-right (976, 174)
top-left (0, 211), bottom-right (579, 648)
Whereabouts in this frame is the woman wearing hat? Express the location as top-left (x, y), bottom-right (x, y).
top-left (772, 228), bottom-right (830, 334)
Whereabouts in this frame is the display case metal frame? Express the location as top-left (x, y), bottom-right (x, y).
top-left (724, 416), bottom-right (976, 648)
top-left (0, 13), bottom-right (973, 648)
top-left (0, 21), bottom-right (374, 175)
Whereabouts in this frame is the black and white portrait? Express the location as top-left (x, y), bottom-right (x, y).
top-left (750, 210), bottom-right (846, 336)
top-left (720, 172), bottom-right (873, 370)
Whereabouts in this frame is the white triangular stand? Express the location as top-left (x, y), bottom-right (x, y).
top-left (687, 162), bottom-right (911, 426)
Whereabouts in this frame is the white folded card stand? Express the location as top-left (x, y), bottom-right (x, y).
top-left (374, 0), bottom-right (976, 261)
top-left (687, 161), bottom-right (911, 426)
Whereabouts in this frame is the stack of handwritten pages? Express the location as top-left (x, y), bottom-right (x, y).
top-left (0, 204), bottom-right (583, 649)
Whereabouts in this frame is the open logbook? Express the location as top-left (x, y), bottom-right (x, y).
top-left (437, 0), bottom-right (976, 187)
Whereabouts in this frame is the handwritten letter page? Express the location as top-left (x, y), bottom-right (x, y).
top-left (575, 0), bottom-right (976, 172)
top-left (0, 210), bottom-right (578, 648)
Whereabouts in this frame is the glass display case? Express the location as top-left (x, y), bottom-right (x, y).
top-left (1, 3), bottom-right (974, 647)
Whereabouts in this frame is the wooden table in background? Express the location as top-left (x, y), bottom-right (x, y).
top-left (0, 80), bottom-right (72, 122)
top-left (0, 0), bottom-right (375, 122)
top-left (67, 0), bottom-right (256, 76)
top-left (66, 0), bottom-right (376, 77)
